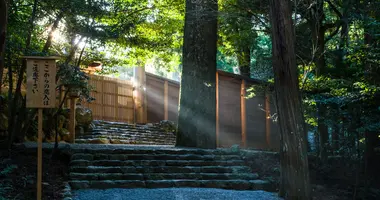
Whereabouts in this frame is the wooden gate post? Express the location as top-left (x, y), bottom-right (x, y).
top-left (216, 71), bottom-right (220, 147)
top-left (133, 66), bottom-right (147, 124)
top-left (164, 80), bottom-right (169, 120)
top-left (265, 92), bottom-right (271, 148)
top-left (241, 80), bottom-right (247, 148)
top-left (69, 97), bottom-right (77, 143)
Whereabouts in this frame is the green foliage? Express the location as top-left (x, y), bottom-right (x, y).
top-left (57, 63), bottom-right (94, 102)
top-left (218, 0), bottom-right (272, 79)
top-left (0, 165), bottom-right (17, 177)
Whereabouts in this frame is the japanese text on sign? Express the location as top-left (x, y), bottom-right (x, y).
top-left (26, 57), bottom-right (57, 108)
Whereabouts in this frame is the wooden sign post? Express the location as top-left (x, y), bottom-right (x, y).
top-left (25, 56), bottom-right (57, 200)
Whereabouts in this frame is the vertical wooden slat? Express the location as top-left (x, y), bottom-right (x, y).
top-left (143, 78), bottom-right (148, 123)
top-left (241, 79), bottom-right (247, 147)
top-left (216, 71), bottom-right (220, 147)
top-left (265, 92), bottom-right (271, 148)
top-left (164, 80), bottom-right (168, 120)
top-left (37, 109), bottom-right (42, 200)
top-left (69, 97), bottom-right (76, 143)
top-left (101, 76), bottom-right (105, 121)
top-left (140, 68), bottom-right (147, 123)
top-left (114, 82), bottom-right (118, 122)
top-left (133, 67), bottom-right (147, 123)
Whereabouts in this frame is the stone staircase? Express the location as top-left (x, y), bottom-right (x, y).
top-left (75, 120), bottom-right (176, 145)
top-left (69, 147), bottom-right (271, 191)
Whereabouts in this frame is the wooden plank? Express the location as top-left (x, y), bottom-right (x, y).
top-left (265, 92), bottom-right (271, 147)
top-left (114, 83), bottom-right (118, 122)
top-left (218, 75), bottom-right (242, 147)
top-left (101, 76), bottom-right (104, 121)
top-left (103, 91), bottom-right (130, 97)
top-left (37, 109), bottom-right (43, 200)
top-left (143, 72), bottom-right (148, 123)
top-left (216, 71), bottom-right (220, 147)
top-left (241, 80), bottom-right (247, 148)
top-left (164, 80), bottom-right (168, 120)
top-left (146, 72), bottom-right (179, 85)
top-left (23, 56), bottom-right (61, 60)
top-left (69, 98), bottom-right (76, 143)
top-left (26, 59), bottom-right (57, 108)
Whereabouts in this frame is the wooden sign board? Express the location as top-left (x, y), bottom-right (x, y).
top-left (26, 57), bottom-right (57, 108)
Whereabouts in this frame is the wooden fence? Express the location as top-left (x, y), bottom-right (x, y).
top-left (146, 73), bottom-right (180, 123)
top-left (78, 69), bottom-right (279, 150)
top-left (142, 70), bottom-right (279, 150)
top-left (216, 71), bottom-right (279, 150)
top-left (2, 67), bottom-right (279, 150)
top-left (81, 74), bottom-right (135, 123)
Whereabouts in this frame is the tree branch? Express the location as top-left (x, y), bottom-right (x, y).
top-left (326, 0), bottom-right (343, 18)
top-left (325, 24), bottom-right (342, 43)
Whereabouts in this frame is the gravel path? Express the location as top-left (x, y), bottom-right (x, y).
top-left (72, 188), bottom-right (282, 200)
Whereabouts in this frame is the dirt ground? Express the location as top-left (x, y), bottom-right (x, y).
top-left (0, 146), bottom-right (70, 200)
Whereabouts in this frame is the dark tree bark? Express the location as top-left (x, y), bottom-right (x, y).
top-left (317, 104), bottom-right (328, 162)
top-left (0, 0), bottom-right (7, 94)
top-left (268, 0), bottom-right (311, 199)
top-left (363, 0), bottom-right (378, 183)
top-left (237, 46), bottom-right (251, 77)
top-left (176, 0), bottom-right (217, 149)
top-left (308, 0), bottom-right (329, 163)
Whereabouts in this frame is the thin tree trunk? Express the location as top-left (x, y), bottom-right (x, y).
top-left (42, 11), bottom-right (64, 53)
top-left (318, 105), bottom-right (328, 162)
top-left (269, 0), bottom-right (311, 199)
top-left (6, 54), bottom-right (12, 143)
top-left (176, 0), bottom-right (217, 149)
top-left (237, 46), bottom-right (251, 77)
top-left (0, 0), bottom-right (7, 94)
top-left (331, 122), bottom-right (339, 152)
top-left (76, 40), bottom-right (87, 67)
top-left (309, 0), bottom-right (329, 163)
top-left (65, 36), bottom-right (84, 65)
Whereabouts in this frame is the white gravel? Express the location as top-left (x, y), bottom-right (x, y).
top-left (72, 188), bottom-right (282, 200)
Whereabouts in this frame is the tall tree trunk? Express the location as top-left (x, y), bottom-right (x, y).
top-left (0, 0), bottom-right (7, 94)
top-left (317, 104), bottom-right (328, 162)
top-left (6, 53), bottom-right (12, 142)
top-left (310, 0), bottom-right (329, 163)
top-left (363, 1), bottom-right (377, 184)
top-left (269, 0), bottom-right (311, 199)
top-left (8, 0), bottom-right (38, 147)
top-left (42, 12), bottom-right (64, 53)
top-left (331, 121), bottom-right (340, 152)
top-left (237, 46), bottom-right (251, 77)
top-left (176, 0), bottom-right (217, 149)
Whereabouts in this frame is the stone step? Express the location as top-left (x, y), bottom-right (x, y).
top-left (70, 159), bottom-right (246, 167)
top-left (92, 124), bottom-right (164, 129)
top-left (71, 153), bottom-right (241, 161)
top-left (92, 121), bottom-right (158, 127)
top-left (75, 139), bottom-right (175, 145)
top-left (88, 129), bottom-right (169, 134)
top-left (69, 172), bottom-right (259, 181)
top-left (70, 148), bottom-right (240, 155)
top-left (70, 166), bottom-right (252, 174)
top-left (69, 179), bottom-right (271, 190)
top-left (77, 135), bottom-right (175, 141)
top-left (79, 133), bottom-right (175, 138)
